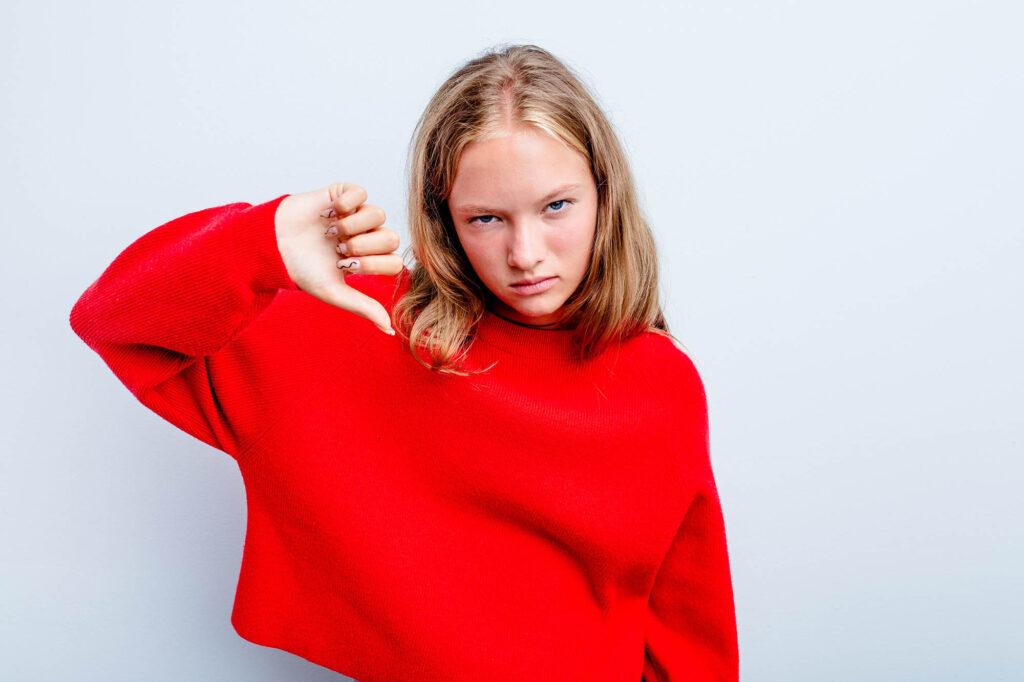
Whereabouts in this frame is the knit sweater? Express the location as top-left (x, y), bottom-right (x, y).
top-left (69, 194), bottom-right (739, 682)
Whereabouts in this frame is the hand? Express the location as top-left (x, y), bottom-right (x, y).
top-left (274, 182), bottom-right (403, 335)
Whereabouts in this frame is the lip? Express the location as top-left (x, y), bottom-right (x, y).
top-left (509, 276), bottom-right (557, 295)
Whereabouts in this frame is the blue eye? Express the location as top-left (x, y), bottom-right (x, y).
top-left (467, 199), bottom-right (573, 225)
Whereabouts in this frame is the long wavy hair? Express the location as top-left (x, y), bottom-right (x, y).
top-left (391, 43), bottom-right (679, 375)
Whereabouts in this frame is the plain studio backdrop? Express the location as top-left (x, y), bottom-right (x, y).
top-left (3, 1), bottom-right (1021, 680)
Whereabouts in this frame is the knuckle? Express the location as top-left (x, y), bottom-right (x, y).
top-left (350, 185), bottom-right (368, 204)
top-left (361, 204), bottom-right (382, 225)
top-left (338, 184), bottom-right (359, 206)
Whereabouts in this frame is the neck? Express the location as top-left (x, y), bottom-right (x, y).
top-left (475, 308), bottom-right (580, 360)
top-left (487, 306), bottom-right (564, 330)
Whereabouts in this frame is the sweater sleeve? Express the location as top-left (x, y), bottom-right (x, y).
top-left (69, 194), bottom-right (299, 459)
top-left (642, 357), bottom-right (740, 682)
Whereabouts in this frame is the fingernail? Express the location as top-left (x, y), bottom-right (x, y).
top-left (336, 241), bottom-right (348, 255)
top-left (377, 324), bottom-right (396, 336)
top-left (325, 225), bottom-right (338, 236)
top-left (337, 258), bottom-right (359, 270)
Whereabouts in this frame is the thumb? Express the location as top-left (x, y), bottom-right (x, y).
top-left (318, 281), bottom-right (396, 336)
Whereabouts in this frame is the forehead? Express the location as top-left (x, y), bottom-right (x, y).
top-left (449, 127), bottom-right (590, 210)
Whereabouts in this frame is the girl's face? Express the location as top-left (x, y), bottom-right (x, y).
top-left (448, 124), bottom-right (599, 327)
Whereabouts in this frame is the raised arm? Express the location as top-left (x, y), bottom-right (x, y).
top-left (69, 183), bottom-right (404, 459)
top-left (69, 194), bottom-right (300, 457)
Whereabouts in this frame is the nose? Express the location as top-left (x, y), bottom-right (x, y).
top-left (507, 220), bottom-right (545, 272)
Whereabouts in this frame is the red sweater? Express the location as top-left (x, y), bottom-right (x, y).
top-left (69, 194), bottom-right (739, 681)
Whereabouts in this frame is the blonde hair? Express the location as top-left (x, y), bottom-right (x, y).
top-left (391, 43), bottom-right (680, 375)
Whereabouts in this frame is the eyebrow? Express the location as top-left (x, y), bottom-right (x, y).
top-left (452, 183), bottom-right (582, 215)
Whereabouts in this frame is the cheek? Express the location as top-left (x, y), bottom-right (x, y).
top-left (454, 229), bottom-right (480, 261)
top-left (553, 219), bottom-right (596, 265)
top-left (459, 235), bottom-right (502, 278)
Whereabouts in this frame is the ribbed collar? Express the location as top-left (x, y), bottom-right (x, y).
top-left (473, 309), bottom-right (581, 360)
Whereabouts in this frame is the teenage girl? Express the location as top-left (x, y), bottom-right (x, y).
top-left (71, 44), bottom-right (739, 682)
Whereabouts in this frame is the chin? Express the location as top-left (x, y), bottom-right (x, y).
top-left (488, 281), bottom-right (568, 320)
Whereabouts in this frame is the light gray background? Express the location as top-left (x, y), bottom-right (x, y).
top-left (3, 1), bottom-right (1021, 680)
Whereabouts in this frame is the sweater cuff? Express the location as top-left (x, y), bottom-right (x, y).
top-left (229, 193), bottom-right (301, 293)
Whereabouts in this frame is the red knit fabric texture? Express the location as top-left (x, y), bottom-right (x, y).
top-left (70, 194), bottom-right (739, 681)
